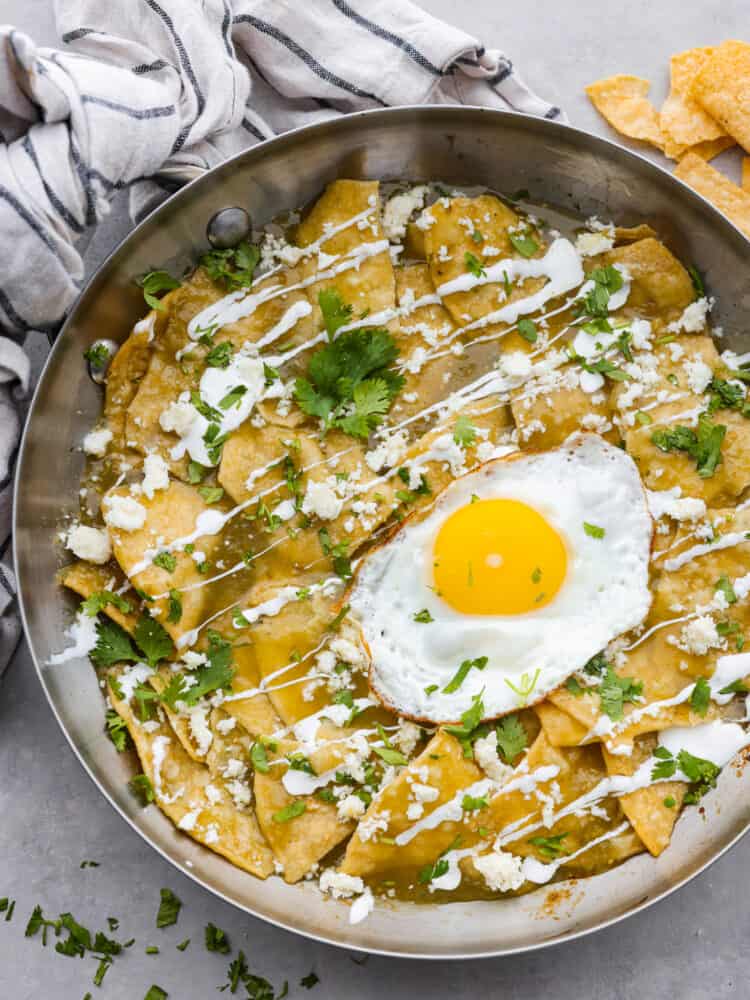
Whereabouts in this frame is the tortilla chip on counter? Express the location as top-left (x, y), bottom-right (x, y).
top-left (675, 152), bottom-right (750, 237)
top-left (660, 48), bottom-right (728, 157)
top-left (690, 40), bottom-right (750, 154)
top-left (586, 75), bottom-right (664, 150)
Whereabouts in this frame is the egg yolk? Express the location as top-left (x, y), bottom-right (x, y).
top-left (432, 498), bottom-right (567, 615)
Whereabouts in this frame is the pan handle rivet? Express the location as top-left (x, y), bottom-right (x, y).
top-left (206, 207), bottom-right (251, 249)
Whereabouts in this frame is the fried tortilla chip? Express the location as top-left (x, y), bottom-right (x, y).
top-left (534, 700), bottom-right (591, 747)
top-left (586, 75), bottom-right (664, 150)
top-left (660, 48), bottom-right (727, 157)
top-left (109, 678), bottom-right (274, 878)
top-left (603, 735), bottom-right (686, 856)
top-left (105, 323), bottom-right (154, 457)
top-left (690, 40), bottom-right (750, 154)
top-left (675, 152), bottom-right (750, 238)
top-left (59, 561), bottom-right (139, 633)
top-left (743, 158), bottom-right (750, 193)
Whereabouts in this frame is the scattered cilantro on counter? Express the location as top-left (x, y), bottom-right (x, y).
top-left (156, 889), bottom-right (182, 929)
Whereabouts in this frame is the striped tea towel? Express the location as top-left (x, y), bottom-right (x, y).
top-left (0, 0), bottom-right (564, 676)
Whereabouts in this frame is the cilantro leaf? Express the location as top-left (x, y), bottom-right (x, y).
top-left (272, 801), bottom-right (306, 824)
top-left (418, 857), bottom-right (450, 885)
top-left (200, 241), bottom-right (259, 291)
top-left (160, 632), bottom-right (234, 709)
top-left (689, 676), bottom-right (711, 717)
top-left (205, 341), bottom-right (233, 368)
top-left (91, 619), bottom-right (138, 669)
top-left (453, 414), bottom-right (477, 446)
top-left (336, 378), bottom-right (395, 438)
top-left (138, 270), bottom-right (180, 311)
top-left (318, 288), bottom-right (353, 339)
top-left (517, 317), bottom-right (537, 343)
top-left (198, 485), bottom-right (224, 504)
top-left (583, 522), bottom-right (605, 539)
top-left (577, 265), bottom-right (623, 318)
top-left (83, 343), bottom-right (111, 369)
top-left (464, 252), bottom-right (486, 278)
top-left (134, 615), bottom-right (174, 667)
top-left (495, 714), bottom-right (527, 763)
top-left (301, 971), bottom-right (319, 989)
top-left (413, 608), bottom-right (434, 623)
top-left (598, 667), bottom-right (643, 721)
top-left (509, 230), bottom-right (539, 258)
top-left (144, 988), bottom-right (168, 1000)
top-left (130, 773), bottom-right (155, 805)
top-left (373, 745), bottom-right (408, 766)
top-left (105, 709), bottom-right (132, 752)
top-left (152, 551), bottom-right (176, 573)
top-left (715, 575), bottom-right (737, 605)
top-left (167, 589), bottom-right (182, 624)
top-left (204, 922), bottom-right (231, 953)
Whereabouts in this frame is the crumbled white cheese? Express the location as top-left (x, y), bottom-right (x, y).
top-left (205, 783), bottom-right (222, 805)
top-left (357, 811), bottom-right (390, 843)
top-left (215, 716), bottom-right (237, 735)
top-left (365, 430), bottom-right (408, 472)
top-left (159, 399), bottom-right (196, 436)
top-left (669, 615), bottom-right (725, 656)
top-left (683, 358), bottom-right (713, 395)
top-left (646, 487), bottom-right (706, 523)
top-left (142, 453), bottom-right (170, 500)
top-left (667, 297), bottom-right (711, 334)
top-left (226, 778), bottom-right (253, 809)
top-left (82, 427), bottom-right (113, 457)
top-left (474, 849), bottom-right (525, 892)
top-left (302, 480), bottom-right (343, 520)
top-left (473, 731), bottom-right (513, 784)
top-left (178, 808), bottom-right (201, 832)
top-left (337, 794), bottom-right (366, 821)
top-left (393, 719), bottom-right (421, 756)
top-left (575, 230), bottom-right (614, 257)
top-left (188, 705), bottom-right (213, 757)
top-left (66, 523), bottom-right (111, 564)
top-left (382, 186), bottom-right (429, 240)
top-left (329, 636), bottom-right (364, 667)
top-left (319, 869), bottom-right (365, 899)
top-left (103, 494), bottom-right (147, 532)
top-left (223, 758), bottom-right (245, 780)
top-left (412, 782), bottom-right (439, 804)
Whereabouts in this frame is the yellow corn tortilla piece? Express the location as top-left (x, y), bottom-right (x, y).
top-left (660, 48), bottom-right (727, 155)
top-left (586, 75), bottom-right (664, 150)
top-left (217, 643), bottom-right (285, 737)
top-left (424, 196), bottom-right (550, 354)
top-left (665, 135), bottom-right (735, 163)
top-left (743, 158), bottom-right (750, 192)
top-left (125, 350), bottom-right (193, 479)
top-left (342, 729), bottom-right (483, 880)
top-left (601, 238), bottom-right (695, 318)
top-left (602, 736), bottom-right (686, 856)
top-left (534, 700), bottom-right (591, 747)
top-left (146, 668), bottom-right (203, 762)
top-left (690, 40), bottom-right (750, 154)
top-left (105, 480), bottom-right (221, 642)
top-left (614, 224), bottom-right (658, 245)
top-left (253, 763), bottom-right (352, 884)
top-left (626, 402), bottom-right (750, 505)
top-left (296, 179), bottom-right (396, 328)
top-left (510, 370), bottom-right (614, 451)
top-left (675, 152), bottom-right (750, 238)
top-left (58, 561), bottom-right (139, 634)
top-left (105, 323), bottom-right (155, 457)
top-left (109, 678), bottom-right (274, 878)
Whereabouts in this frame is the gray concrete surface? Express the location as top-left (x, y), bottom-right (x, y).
top-left (2, 1), bottom-right (747, 996)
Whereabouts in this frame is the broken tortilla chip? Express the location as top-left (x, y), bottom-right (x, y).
top-left (743, 158), bottom-right (750, 192)
top-left (660, 47), bottom-right (727, 156)
top-left (586, 75), bottom-right (664, 150)
top-left (675, 152), bottom-right (750, 238)
top-left (690, 40), bottom-right (750, 154)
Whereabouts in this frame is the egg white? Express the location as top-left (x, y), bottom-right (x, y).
top-left (349, 434), bottom-right (653, 724)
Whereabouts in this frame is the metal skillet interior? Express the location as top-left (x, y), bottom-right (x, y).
top-left (13, 106), bottom-right (750, 959)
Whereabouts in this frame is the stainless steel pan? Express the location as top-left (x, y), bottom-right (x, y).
top-left (13, 106), bottom-right (750, 959)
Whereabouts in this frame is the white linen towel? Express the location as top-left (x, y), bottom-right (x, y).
top-left (0, 0), bottom-right (564, 675)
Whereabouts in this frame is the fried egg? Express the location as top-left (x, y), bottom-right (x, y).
top-left (349, 434), bottom-right (653, 723)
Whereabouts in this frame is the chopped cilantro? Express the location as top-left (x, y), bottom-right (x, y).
top-left (250, 741), bottom-right (270, 774)
top-left (177, 938), bottom-right (190, 951)
top-left (156, 888), bottom-right (181, 929)
top-left (326, 603), bottom-right (350, 631)
top-left (565, 676), bottom-right (585, 697)
top-left (152, 551), bottom-right (177, 573)
top-left (577, 266), bottom-right (623, 318)
top-left (509, 230), bottom-right (539, 258)
top-left (198, 485), bottom-right (224, 504)
top-left (531, 567), bottom-right (542, 584)
top-left (689, 677), bottom-right (711, 717)
top-left (663, 796), bottom-right (676, 808)
top-left (464, 252), bottom-right (486, 278)
top-left (529, 833), bottom-right (568, 858)
top-left (635, 410), bottom-right (653, 426)
top-left (471, 230), bottom-right (483, 244)
top-left (81, 591), bottom-right (132, 617)
top-left (687, 264), bottom-right (705, 299)
top-left (205, 341), bottom-right (233, 368)
top-left (144, 987), bottom-right (168, 1000)
top-left (200, 240), bottom-right (259, 291)
top-left (651, 414), bottom-right (726, 478)
top-left (504, 668), bottom-right (541, 706)
top-left (272, 801), bottom-right (306, 824)
top-left (294, 325), bottom-right (404, 438)
top-left (373, 744), bottom-right (408, 767)
top-left (159, 631), bottom-right (234, 709)
top-left (462, 793), bottom-right (489, 811)
top-left (301, 971), bottom-right (320, 989)
top-left (716, 574), bottom-right (738, 604)
top-left (318, 527), bottom-right (352, 579)
top-left (130, 774), bottom-right (155, 805)
top-left (706, 377), bottom-right (748, 416)
top-left (719, 678), bottom-right (749, 696)
top-left (442, 655), bottom-right (488, 694)
top-left (138, 270), bottom-right (181, 311)
top-left (413, 608), bottom-right (434, 623)
top-left (417, 857), bottom-right (450, 885)
top-left (83, 343), bottom-right (111, 369)
top-left (187, 460), bottom-right (207, 484)
top-left (167, 589), bottom-right (182, 624)
top-left (424, 684), bottom-right (439, 695)
top-left (517, 317), bottom-right (537, 343)
top-left (583, 522), bottom-right (605, 539)
top-left (598, 667), bottom-right (643, 721)
top-left (204, 922), bottom-right (231, 953)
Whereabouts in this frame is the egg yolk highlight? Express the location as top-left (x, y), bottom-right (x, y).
top-left (432, 498), bottom-right (567, 615)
